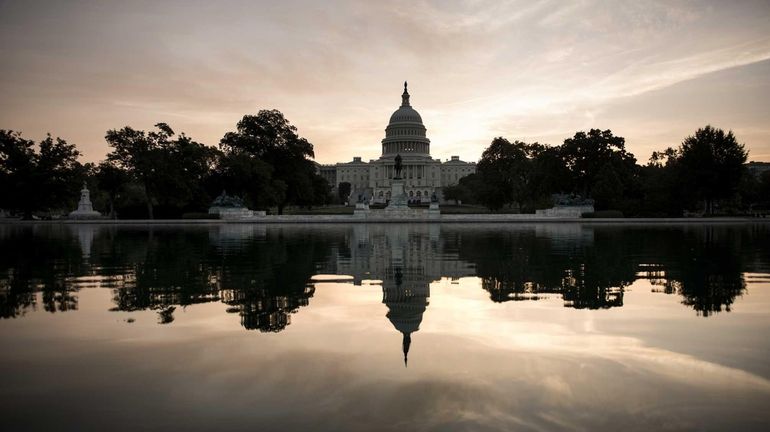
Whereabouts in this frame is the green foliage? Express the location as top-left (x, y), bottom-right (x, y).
top-left (0, 130), bottom-right (85, 218)
top-left (442, 184), bottom-right (470, 205)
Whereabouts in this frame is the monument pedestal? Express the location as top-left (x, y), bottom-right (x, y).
top-left (69, 184), bottom-right (101, 219)
top-left (385, 178), bottom-right (411, 216)
top-left (354, 202), bottom-right (371, 217)
top-left (428, 201), bottom-right (440, 218)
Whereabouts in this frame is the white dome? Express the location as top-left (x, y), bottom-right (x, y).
top-left (381, 82), bottom-right (431, 157)
top-left (389, 106), bottom-right (423, 124)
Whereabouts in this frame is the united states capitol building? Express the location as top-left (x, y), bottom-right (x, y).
top-left (318, 83), bottom-right (476, 204)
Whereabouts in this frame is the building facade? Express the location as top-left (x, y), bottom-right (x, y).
top-left (319, 83), bottom-right (476, 204)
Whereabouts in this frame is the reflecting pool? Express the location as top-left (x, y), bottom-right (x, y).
top-left (1, 222), bottom-right (770, 431)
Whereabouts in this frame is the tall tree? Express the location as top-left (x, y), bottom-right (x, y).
top-left (527, 143), bottom-right (570, 204)
top-left (105, 124), bottom-right (172, 219)
top-left (560, 129), bottom-right (637, 202)
top-left (676, 125), bottom-right (748, 214)
top-left (220, 110), bottom-right (322, 214)
top-left (0, 130), bottom-right (84, 218)
top-left (475, 137), bottom-right (532, 210)
top-left (337, 182), bottom-right (351, 204)
top-left (106, 123), bottom-right (216, 218)
top-left (95, 161), bottom-right (128, 219)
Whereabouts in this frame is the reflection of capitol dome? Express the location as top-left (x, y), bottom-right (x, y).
top-left (383, 266), bottom-right (430, 367)
top-left (386, 300), bottom-right (427, 336)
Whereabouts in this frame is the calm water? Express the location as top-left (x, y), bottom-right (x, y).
top-left (1, 222), bottom-right (770, 431)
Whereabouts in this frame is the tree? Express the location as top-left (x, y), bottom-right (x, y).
top-left (311, 175), bottom-right (332, 207)
top-left (105, 123), bottom-right (172, 219)
top-left (560, 129), bottom-right (637, 201)
top-left (676, 125), bottom-right (748, 214)
top-left (527, 143), bottom-right (570, 204)
top-left (337, 182), bottom-right (351, 204)
top-left (211, 151), bottom-right (280, 210)
top-left (95, 161), bottom-right (128, 219)
top-left (106, 123), bottom-right (216, 218)
top-left (0, 130), bottom-right (85, 218)
top-left (475, 137), bottom-right (532, 210)
top-left (442, 184), bottom-right (466, 205)
top-left (220, 110), bottom-right (323, 214)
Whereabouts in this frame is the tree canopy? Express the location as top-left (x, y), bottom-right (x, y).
top-left (219, 110), bottom-right (329, 213)
top-left (0, 130), bottom-right (85, 218)
top-left (676, 125), bottom-right (747, 214)
top-left (105, 123), bottom-right (217, 219)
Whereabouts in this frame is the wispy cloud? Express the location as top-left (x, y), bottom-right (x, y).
top-left (0, 0), bottom-right (769, 162)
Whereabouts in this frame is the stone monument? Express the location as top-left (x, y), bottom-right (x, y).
top-left (354, 193), bottom-right (371, 217)
top-left (385, 153), bottom-right (411, 215)
top-left (535, 194), bottom-right (595, 218)
top-left (428, 191), bottom-right (440, 218)
top-left (208, 191), bottom-right (264, 219)
top-left (69, 182), bottom-right (101, 219)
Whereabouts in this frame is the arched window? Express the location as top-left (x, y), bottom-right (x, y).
top-left (416, 191), bottom-right (422, 197)
top-left (409, 191), bottom-right (414, 197)
top-left (378, 191), bottom-right (383, 197)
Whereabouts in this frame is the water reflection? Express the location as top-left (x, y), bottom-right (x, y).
top-left (2, 222), bottom-right (770, 431)
top-left (1, 223), bottom-right (768, 329)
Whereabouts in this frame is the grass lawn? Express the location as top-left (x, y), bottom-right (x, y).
top-left (281, 204), bottom-right (526, 215)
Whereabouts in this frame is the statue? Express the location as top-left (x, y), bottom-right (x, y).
top-left (394, 154), bottom-right (403, 179)
top-left (431, 192), bottom-right (438, 203)
top-left (69, 182), bottom-right (101, 219)
top-left (211, 190), bottom-right (245, 208)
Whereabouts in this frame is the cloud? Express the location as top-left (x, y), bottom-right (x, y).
top-left (0, 0), bottom-right (769, 163)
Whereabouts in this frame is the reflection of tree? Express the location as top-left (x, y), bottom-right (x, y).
top-left (454, 228), bottom-right (631, 309)
top-left (646, 227), bottom-right (751, 317)
top-left (451, 224), bottom-right (768, 315)
top-left (1, 223), bottom-right (766, 326)
top-left (100, 227), bottom-right (332, 332)
top-left (0, 226), bottom-right (83, 318)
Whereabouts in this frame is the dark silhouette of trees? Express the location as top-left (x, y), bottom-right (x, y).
top-left (468, 139), bottom-right (567, 211)
top-left (527, 143), bottom-right (570, 205)
top-left (442, 184), bottom-right (470, 205)
top-left (219, 110), bottom-right (329, 214)
top-left (105, 123), bottom-right (172, 219)
top-left (105, 123), bottom-right (217, 218)
top-left (472, 138), bottom-right (531, 210)
top-left (560, 129), bottom-right (638, 209)
top-left (0, 130), bottom-right (85, 218)
top-left (95, 161), bottom-right (128, 219)
top-left (337, 181), bottom-right (351, 203)
top-left (676, 126), bottom-right (748, 214)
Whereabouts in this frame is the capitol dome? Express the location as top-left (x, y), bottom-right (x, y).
top-left (382, 82), bottom-right (431, 157)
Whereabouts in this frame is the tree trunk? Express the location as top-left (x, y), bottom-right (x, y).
top-left (144, 183), bottom-right (154, 220)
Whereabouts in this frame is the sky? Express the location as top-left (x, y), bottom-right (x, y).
top-left (1, 0), bottom-right (770, 164)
